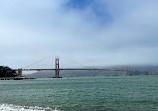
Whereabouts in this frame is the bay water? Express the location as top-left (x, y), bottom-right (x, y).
top-left (0, 76), bottom-right (158, 111)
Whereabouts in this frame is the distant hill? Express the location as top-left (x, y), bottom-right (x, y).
top-left (25, 70), bottom-right (127, 78)
top-left (0, 66), bottom-right (17, 77)
top-left (25, 65), bottom-right (158, 78)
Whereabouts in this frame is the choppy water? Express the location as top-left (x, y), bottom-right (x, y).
top-left (0, 76), bottom-right (158, 111)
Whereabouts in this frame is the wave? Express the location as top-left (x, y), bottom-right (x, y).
top-left (0, 104), bottom-right (61, 111)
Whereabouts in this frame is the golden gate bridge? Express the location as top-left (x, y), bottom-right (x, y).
top-left (14, 58), bottom-right (130, 78)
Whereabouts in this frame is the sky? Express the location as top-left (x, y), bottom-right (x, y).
top-left (0, 0), bottom-right (158, 68)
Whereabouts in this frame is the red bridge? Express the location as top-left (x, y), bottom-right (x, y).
top-left (15, 58), bottom-right (129, 78)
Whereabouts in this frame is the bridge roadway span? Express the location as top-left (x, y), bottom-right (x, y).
top-left (15, 68), bottom-right (127, 72)
top-left (13, 58), bottom-right (129, 78)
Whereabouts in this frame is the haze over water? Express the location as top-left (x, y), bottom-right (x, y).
top-left (0, 76), bottom-right (158, 111)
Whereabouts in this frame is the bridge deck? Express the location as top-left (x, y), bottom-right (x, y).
top-left (14, 68), bottom-right (127, 71)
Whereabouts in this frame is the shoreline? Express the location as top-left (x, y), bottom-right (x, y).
top-left (0, 77), bottom-right (36, 80)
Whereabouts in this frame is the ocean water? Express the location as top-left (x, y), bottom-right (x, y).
top-left (0, 76), bottom-right (158, 111)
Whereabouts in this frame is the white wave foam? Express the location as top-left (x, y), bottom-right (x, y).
top-left (0, 104), bottom-right (60, 111)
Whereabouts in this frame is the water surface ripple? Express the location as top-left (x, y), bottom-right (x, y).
top-left (0, 76), bottom-right (158, 111)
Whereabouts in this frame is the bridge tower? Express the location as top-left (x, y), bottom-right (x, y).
top-left (18, 68), bottom-right (22, 77)
top-left (53, 58), bottom-right (62, 78)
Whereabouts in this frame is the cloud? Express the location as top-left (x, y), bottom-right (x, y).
top-left (0, 0), bottom-right (157, 68)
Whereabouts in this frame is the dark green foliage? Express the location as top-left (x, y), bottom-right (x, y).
top-left (0, 66), bottom-right (17, 77)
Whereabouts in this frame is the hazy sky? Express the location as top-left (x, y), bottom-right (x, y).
top-left (0, 0), bottom-right (158, 68)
